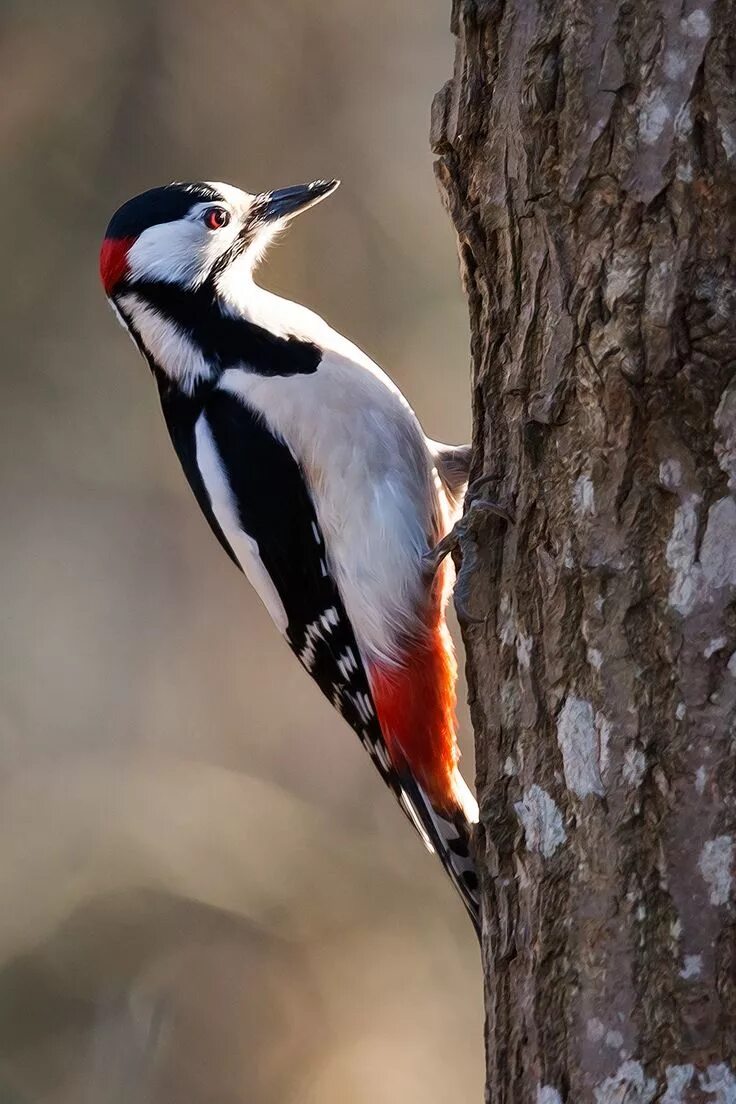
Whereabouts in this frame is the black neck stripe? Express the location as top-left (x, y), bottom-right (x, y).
top-left (121, 280), bottom-right (321, 377)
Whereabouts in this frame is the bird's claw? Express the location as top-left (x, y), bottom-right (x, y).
top-left (423, 497), bottom-right (512, 580)
top-left (423, 480), bottom-right (513, 626)
top-left (465, 475), bottom-right (515, 522)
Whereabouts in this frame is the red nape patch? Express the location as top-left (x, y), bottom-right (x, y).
top-left (369, 620), bottom-right (461, 814)
top-left (99, 235), bottom-right (135, 294)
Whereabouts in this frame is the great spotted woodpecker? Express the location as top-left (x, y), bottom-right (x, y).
top-left (100, 179), bottom-right (483, 934)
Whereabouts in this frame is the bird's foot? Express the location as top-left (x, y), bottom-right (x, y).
top-left (423, 477), bottom-right (513, 625)
top-left (464, 474), bottom-right (515, 517)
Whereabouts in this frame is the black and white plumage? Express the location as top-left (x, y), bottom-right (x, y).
top-left (101, 179), bottom-right (480, 934)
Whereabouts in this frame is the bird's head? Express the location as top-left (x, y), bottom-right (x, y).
top-left (99, 178), bottom-right (339, 299)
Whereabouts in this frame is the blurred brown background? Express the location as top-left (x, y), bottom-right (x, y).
top-left (0, 1), bottom-right (482, 1100)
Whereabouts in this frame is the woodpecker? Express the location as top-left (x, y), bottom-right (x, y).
top-left (100, 179), bottom-right (482, 934)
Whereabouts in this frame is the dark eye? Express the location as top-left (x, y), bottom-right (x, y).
top-left (204, 207), bottom-right (230, 230)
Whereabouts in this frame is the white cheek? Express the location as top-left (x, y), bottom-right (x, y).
top-left (127, 220), bottom-right (203, 285)
top-left (126, 218), bottom-right (237, 286)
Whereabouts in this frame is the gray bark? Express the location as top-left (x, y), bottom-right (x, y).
top-left (432, 0), bottom-right (736, 1099)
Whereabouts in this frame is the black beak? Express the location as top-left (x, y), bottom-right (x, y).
top-left (258, 179), bottom-right (340, 223)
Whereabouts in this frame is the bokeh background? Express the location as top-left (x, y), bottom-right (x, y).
top-left (0, 2), bottom-right (481, 1100)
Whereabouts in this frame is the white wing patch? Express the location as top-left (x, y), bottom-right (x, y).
top-left (194, 414), bottom-right (288, 633)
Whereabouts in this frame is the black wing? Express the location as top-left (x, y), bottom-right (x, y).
top-left (158, 383), bottom-right (408, 794)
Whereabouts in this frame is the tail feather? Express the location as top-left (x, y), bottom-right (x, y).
top-left (396, 769), bottom-right (481, 939)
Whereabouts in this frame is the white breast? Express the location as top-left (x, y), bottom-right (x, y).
top-left (217, 296), bottom-right (446, 665)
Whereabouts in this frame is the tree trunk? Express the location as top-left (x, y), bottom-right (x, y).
top-left (432, 0), bottom-right (736, 1099)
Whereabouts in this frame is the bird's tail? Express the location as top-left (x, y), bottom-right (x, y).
top-left (397, 768), bottom-right (481, 938)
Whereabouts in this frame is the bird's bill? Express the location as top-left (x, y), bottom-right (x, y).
top-left (257, 179), bottom-right (340, 223)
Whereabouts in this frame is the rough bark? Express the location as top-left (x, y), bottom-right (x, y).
top-left (432, 0), bottom-right (736, 1099)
